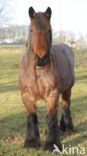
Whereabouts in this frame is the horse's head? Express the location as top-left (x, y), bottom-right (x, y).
top-left (28, 7), bottom-right (52, 66)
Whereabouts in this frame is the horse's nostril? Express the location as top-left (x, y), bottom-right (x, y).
top-left (34, 53), bottom-right (50, 66)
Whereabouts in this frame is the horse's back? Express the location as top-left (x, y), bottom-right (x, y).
top-left (51, 44), bottom-right (75, 92)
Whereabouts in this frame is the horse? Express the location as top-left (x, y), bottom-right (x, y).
top-left (19, 7), bottom-right (75, 152)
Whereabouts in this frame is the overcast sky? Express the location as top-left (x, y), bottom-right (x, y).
top-left (0, 0), bottom-right (87, 34)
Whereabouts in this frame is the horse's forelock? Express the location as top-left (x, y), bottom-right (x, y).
top-left (31, 12), bottom-right (51, 32)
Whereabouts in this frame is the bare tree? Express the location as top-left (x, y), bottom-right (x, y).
top-left (0, 0), bottom-right (14, 25)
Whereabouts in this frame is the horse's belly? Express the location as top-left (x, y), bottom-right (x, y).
top-left (51, 44), bottom-right (75, 92)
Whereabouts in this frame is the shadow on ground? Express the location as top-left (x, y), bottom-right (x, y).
top-left (0, 82), bottom-right (19, 93)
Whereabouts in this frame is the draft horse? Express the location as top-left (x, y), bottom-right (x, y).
top-left (19, 7), bottom-right (75, 152)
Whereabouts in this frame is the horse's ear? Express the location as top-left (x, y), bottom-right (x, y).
top-left (28, 7), bottom-right (36, 19)
top-left (44, 7), bottom-right (52, 20)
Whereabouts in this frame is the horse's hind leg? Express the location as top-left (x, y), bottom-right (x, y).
top-left (60, 88), bottom-right (74, 133)
top-left (22, 92), bottom-right (40, 148)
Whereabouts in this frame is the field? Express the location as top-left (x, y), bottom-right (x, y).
top-left (0, 45), bottom-right (87, 156)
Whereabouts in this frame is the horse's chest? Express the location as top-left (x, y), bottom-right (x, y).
top-left (35, 68), bottom-right (56, 98)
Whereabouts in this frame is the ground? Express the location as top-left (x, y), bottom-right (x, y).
top-left (0, 45), bottom-right (87, 156)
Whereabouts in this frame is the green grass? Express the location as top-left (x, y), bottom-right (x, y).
top-left (0, 46), bottom-right (87, 156)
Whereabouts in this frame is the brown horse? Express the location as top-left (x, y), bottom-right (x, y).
top-left (19, 7), bottom-right (75, 152)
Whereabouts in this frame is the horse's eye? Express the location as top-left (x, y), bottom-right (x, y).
top-left (48, 30), bottom-right (51, 33)
top-left (30, 29), bottom-right (33, 32)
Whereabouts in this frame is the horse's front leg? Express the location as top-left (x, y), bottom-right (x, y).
top-left (43, 89), bottom-right (62, 152)
top-left (21, 91), bottom-right (41, 148)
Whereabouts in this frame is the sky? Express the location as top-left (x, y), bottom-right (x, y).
top-left (0, 0), bottom-right (87, 34)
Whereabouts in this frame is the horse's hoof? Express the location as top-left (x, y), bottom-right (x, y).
top-left (72, 128), bottom-right (78, 133)
top-left (24, 139), bottom-right (41, 148)
top-left (59, 128), bottom-right (65, 136)
top-left (64, 128), bottom-right (77, 137)
top-left (43, 141), bottom-right (62, 152)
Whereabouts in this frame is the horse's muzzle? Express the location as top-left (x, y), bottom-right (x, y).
top-left (34, 52), bottom-right (50, 66)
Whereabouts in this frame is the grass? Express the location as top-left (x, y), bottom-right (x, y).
top-left (0, 45), bottom-right (87, 156)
